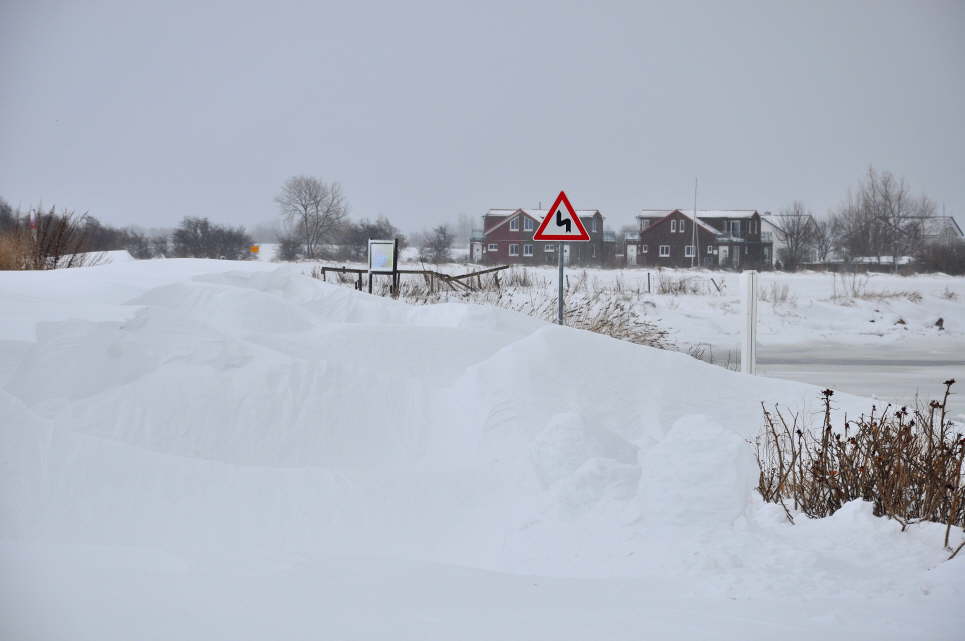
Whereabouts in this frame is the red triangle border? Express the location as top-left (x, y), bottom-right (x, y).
top-left (533, 190), bottom-right (591, 241)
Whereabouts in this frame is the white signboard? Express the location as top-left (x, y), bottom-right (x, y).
top-left (368, 239), bottom-right (396, 273)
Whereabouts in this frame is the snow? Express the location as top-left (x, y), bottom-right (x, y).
top-left (1, 258), bottom-right (962, 640)
top-left (364, 262), bottom-right (963, 404)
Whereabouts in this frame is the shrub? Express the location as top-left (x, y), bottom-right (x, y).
top-left (276, 233), bottom-right (302, 261)
top-left (753, 382), bottom-right (964, 555)
top-left (656, 274), bottom-right (706, 295)
top-left (172, 217), bottom-right (254, 260)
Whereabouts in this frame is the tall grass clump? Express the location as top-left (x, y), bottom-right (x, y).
top-left (753, 381), bottom-right (964, 558)
top-left (0, 207), bottom-right (96, 270)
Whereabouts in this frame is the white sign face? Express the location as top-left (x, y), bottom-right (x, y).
top-left (533, 191), bottom-right (591, 241)
top-left (368, 240), bottom-right (396, 273)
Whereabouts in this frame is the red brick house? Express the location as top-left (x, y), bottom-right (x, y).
top-left (626, 209), bottom-right (772, 269)
top-left (472, 208), bottom-right (614, 266)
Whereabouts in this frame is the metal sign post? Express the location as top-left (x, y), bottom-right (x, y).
top-left (533, 191), bottom-right (591, 327)
top-left (557, 240), bottom-right (564, 325)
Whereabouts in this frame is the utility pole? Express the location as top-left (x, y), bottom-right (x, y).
top-left (691, 177), bottom-right (698, 269)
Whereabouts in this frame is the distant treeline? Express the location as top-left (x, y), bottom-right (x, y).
top-left (0, 199), bottom-right (256, 269)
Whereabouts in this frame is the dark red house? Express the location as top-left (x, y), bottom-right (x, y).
top-left (626, 209), bottom-right (772, 269)
top-left (472, 208), bottom-right (614, 266)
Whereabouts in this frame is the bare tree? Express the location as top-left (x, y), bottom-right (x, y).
top-left (151, 235), bottom-right (169, 257)
top-left (773, 201), bottom-right (816, 271)
top-left (833, 167), bottom-right (934, 270)
top-left (337, 216), bottom-right (405, 261)
top-left (274, 176), bottom-right (347, 259)
top-left (420, 225), bottom-right (453, 264)
top-left (812, 216), bottom-right (835, 263)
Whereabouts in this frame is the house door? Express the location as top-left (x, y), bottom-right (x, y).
top-left (626, 244), bottom-right (637, 266)
top-left (718, 245), bottom-right (729, 266)
top-left (470, 242), bottom-right (482, 263)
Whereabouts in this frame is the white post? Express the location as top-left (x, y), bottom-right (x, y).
top-left (741, 270), bottom-right (758, 375)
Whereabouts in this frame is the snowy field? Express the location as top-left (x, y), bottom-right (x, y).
top-left (1, 258), bottom-right (963, 640)
top-left (278, 241), bottom-right (965, 405)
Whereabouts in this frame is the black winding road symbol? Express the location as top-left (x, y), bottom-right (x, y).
top-left (555, 209), bottom-right (572, 232)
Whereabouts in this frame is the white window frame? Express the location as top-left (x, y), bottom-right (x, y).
top-left (707, 245), bottom-right (714, 255)
top-left (509, 217), bottom-right (519, 232)
top-left (545, 244), bottom-right (555, 252)
top-left (679, 220), bottom-right (686, 234)
top-left (509, 243), bottom-right (519, 256)
top-left (523, 243), bottom-right (533, 257)
top-left (523, 217), bottom-right (534, 232)
top-left (591, 218), bottom-right (598, 232)
top-left (684, 245), bottom-right (695, 258)
top-left (659, 245), bottom-right (670, 257)
top-left (670, 220), bottom-right (677, 233)
top-left (487, 243), bottom-right (498, 252)
top-left (641, 244), bottom-right (648, 253)
top-left (730, 221), bottom-right (741, 236)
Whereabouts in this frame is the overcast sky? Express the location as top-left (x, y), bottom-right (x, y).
top-left (2, 0), bottom-right (963, 233)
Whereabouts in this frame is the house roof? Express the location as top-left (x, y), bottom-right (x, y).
top-left (639, 209), bottom-right (760, 220)
top-left (486, 208), bottom-right (602, 219)
top-left (760, 212), bottom-right (817, 234)
top-left (638, 209), bottom-right (721, 236)
top-left (919, 216), bottom-right (963, 238)
top-left (483, 208), bottom-right (602, 236)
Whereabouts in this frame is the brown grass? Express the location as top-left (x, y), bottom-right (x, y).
top-left (0, 230), bottom-right (29, 270)
top-left (753, 381), bottom-right (964, 556)
top-left (0, 208), bottom-right (94, 270)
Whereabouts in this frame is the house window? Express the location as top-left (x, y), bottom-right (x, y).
top-left (730, 221), bottom-right (741, 236)
top-left (510, 217), bottom-right (519, 231)
top-left (545, 244), bottom-right (555, 252)
top-left (707, 245), bottom-right (714, 254)
top-left (641, 220), bottom-right (650, 229)
top-left (591, 218), bottom-right (598, 232)
top-left (523, 243), bottom-right (533, 257)
top-left (523, 218), bottom-right (534, 232)
top-left (509, 243), bottom-right (519, 256)
top-left (684, 245), bottom-right (695, 257)
top-left (591, 245), bottom-right (597, 258)
top-left (487, 243), bottom-right (498, 252)
top-left (670, 220), bottom-right (677, 233)
top-left (659, 245), bottom-right (670, 257)
top-left (679, 220), bottom-right (686, 234)
top-left (641, 244), bottom-right (648, 253)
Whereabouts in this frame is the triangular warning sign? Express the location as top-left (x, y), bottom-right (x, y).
top-left (533, 191), bottom-right (591, 241)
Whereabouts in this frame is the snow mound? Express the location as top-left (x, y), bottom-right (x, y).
top-left (0, 259), bottom-right (962, 640)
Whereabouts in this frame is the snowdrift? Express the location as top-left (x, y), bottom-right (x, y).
top-left (1, 259), bottom-right (962, 640)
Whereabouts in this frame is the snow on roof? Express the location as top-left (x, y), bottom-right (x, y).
top-left (639, 209), bottom-right (721, 235)
top-left (639, 209), bottom-right (759, 219)
top-left (486, 208), bottom-right (602, 218)
top-left (483, 208), bottom-right (603, 236)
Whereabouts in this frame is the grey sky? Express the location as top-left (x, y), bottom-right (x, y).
top-left (2, 0), bottom-right (963, 233)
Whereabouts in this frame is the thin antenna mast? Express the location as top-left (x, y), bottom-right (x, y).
top-left (691, 177), bottom-right (698, 268)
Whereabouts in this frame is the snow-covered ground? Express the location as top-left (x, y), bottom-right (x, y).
top-left (304, 259), bottom-right (965, 404)
top-left (2, 259), bottom-right (961, 640)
